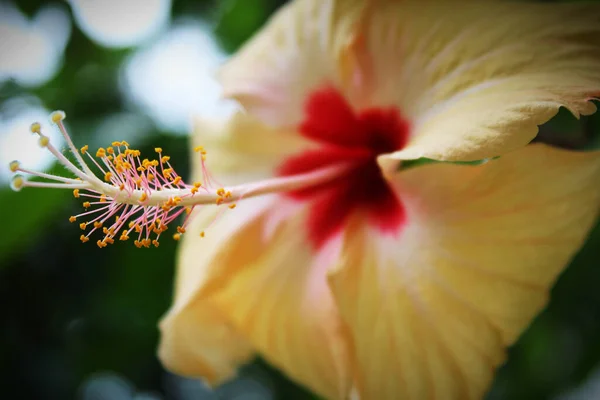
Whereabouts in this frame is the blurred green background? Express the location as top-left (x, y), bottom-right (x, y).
top-left (1, 0), bottom-right (600, 399)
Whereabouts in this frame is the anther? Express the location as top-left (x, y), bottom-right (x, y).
top-left (9, 160), bottom-right (20, 173)
top-left (30, 122), bottom-right (42, 134)
top-left (50, 110), bottom-right (66, 124)
top-left (10, 175), bottom-right (24, 192)
top-left (38, 135), bottom-right (50, 148)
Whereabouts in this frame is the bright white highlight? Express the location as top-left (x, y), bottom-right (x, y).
top-left (121, 22), bottom-right (239, 135)
top-left (0, 2), bottom-right (71, 87)
top-left (68, 0), bottom-right (171, 48)
top-left (0, 99), bottom-right (64, 183)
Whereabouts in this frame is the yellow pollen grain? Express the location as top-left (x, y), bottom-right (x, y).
top-left (121, 140), bottom-right (129, 147)
top-left (177, 226), bottom-right (186, 234)
top-left (100, 194), bottom-right (107, 203)
top-left (83, 201), bottom-right (91, 208)
top-left (96, 148), bottom-right (106, 157)
top-left (80, 235), bottom-right (89, 243)
top-left (139, 192), bottom-right (148, 202)
top-left (104, 172), bottom-right (113, 182)
top-left (107, 147), bottom-right (114, 155)
top-left (119, 183), bottom-right (125, 191)
top-left (155, 147), bottom-right (162, 153)
top-left (161, 156), bottom-right (170, 163)
top-left (94, 221), bottom-right (103, 229)
top-left (79, 222), bottom-right (87, 230)
top-left (229, 204), bottom-right (236, 209)
top-left (69, 216), bottom-right (76, 223)
top-left (200, 231), bottom-right (205, 238)
top-left (173, 233), bottom-right (181, 241)
top-left (80, 145), bottom-right (88, 154)
top-left (216, 188), bottom-right (225, 196)
top-left (152, 240), bottom-right (160, 248)
top-left (73, 189), bottom-right (80, 198)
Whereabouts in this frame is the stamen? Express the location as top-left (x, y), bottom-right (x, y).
top-left (8, 110), bottom-right (349, 248)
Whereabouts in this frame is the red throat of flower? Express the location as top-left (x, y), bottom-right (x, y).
top-left (278, 86), bottom-right (410, 249)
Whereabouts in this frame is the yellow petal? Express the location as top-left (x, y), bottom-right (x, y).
top-left (329, 144), bottom-right (600, 399)
top-left (201, 203), bottom-right (353, 399)
top-left (158, 199), bottom-right (269, 384)
top-left (218, 0), bottom-right (363, 127)
top-left (357, 1), bottom-right (600, 166)
top-left (161, 193), bottom-right (352, 398)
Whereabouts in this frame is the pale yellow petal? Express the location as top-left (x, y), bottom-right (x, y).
top-left (158, 198), bottom-right (272, 384)
top-left (218, 0), bottom-right (363, 127)
top-left (201, 204), bottom-right (353, 400)
top-left (329, 145), bottom-right (600, 399)
top-left (358, 1), bottom-right (600, 166)
top-left (161, 194), bottom-right (352, 398)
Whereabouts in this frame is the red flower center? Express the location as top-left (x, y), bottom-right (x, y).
top-left (278, 87), bottom-right (410, 248)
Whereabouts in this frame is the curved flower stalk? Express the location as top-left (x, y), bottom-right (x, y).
top-left (155, 1), bottom-right (600, 400)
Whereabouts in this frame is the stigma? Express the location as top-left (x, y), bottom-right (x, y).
top-left (9, 110), bottom-right (347, 248)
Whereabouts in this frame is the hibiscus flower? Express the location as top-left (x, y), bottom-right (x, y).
top-left (9, 0), bottom-right (600, 399)
top-left (157, 1), bottom-right (600, 399)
